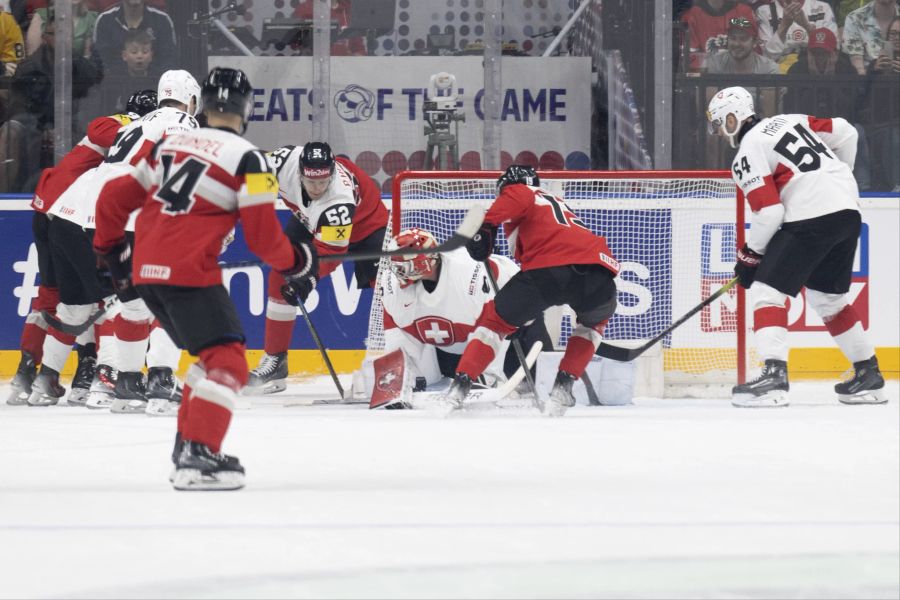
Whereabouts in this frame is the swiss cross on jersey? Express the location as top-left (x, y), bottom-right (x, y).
top-left (414, 317), bottom-right (456, 346)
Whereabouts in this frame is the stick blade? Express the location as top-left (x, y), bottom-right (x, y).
top-left (595, 343), bottom-right (638, 362)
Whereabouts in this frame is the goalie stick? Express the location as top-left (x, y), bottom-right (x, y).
top-left (595, 276), bottom-right (739, 362)
top-left (411, 341), bottom-right (543, 409)
top-left (219, 206), bottom-right (486, 270)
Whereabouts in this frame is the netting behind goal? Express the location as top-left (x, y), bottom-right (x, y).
top-left (365, 170), bottom-right (748, 395)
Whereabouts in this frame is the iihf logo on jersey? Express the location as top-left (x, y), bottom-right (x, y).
top-left (333, 85), bottom-right (375, 123)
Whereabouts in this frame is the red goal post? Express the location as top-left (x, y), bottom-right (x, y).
top-left (373, 170), bottom-right (748, 394)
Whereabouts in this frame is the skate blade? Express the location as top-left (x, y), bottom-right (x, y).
top-left (241, 380), bottom-right (286, 396)
top-left (145, 398), bottom-right (179, 417)
top-left (67, 390), bottom-right (89, 407)
top-left (838, 389), bottom-right (888, 405)
top-left (6, 389), bottom-right (30, 406)
top-left (732, 390), bottom-right (790, 408)
top-left (26, 394), bottom-right (61, 407)
top-left (110, 399), bottom-right (148, 414)
top-left (172, 468), bottom-right (245, 491)
top-left (86, 393), bottom-right (114, 410)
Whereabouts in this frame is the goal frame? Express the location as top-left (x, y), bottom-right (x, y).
top-left (391, 169), bottom-right (748, 385)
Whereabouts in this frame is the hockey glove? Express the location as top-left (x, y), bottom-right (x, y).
top-left (466, 224), bottom-right (497, 262)
top-left (734, 244), bottom-right (763, 289)
top-left (280, 240), bottom-right (318, 281)
top-left (96, 239), bottom-right (139, 302)
top-left (281, 276), bottom-right (316, 306)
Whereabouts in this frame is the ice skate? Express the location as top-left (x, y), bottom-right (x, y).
top-left (66, 356), bottom-right (96, 407)
top-left (544, 371), bottom-right (577, 417)
top-left (245, 352), bottom-right (288, 394)
top-left (441, 373), bottom-right (472, 409)
top-left (145, 367), bottom-right (182, 417)
top-left (6, 351), bottom-right (37, 406)
top-left (836, 356), bottom-right (888, 405)
top-left (110, 371), bottom-right (148, 414)
top-left (26, 367), bottom-right (66, 407)
top-left (86, 364), bottom-right (117, 410)
top-left (731, 359), bottom-right (790, 408)
top-left (171, 440), bottom-right (245, 491)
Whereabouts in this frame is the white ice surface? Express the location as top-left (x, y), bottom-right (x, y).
top-left (1, 379), bottom-right (897, 599)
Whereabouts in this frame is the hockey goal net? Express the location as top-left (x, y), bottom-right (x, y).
top-left (365, 170), bottom-right (749, 397)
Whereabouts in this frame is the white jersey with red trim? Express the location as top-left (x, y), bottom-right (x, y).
top-left (49, 106), bottom-right (199, 228)
top-left (732, 114), bottom-right (859, 224)
top-left (380, 249), bottom-right (518, 355)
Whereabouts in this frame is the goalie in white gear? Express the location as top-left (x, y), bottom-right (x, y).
top-left (707, 86), bottom-right (887, 408)
top-left (362, 227), bottom-right (552, 409)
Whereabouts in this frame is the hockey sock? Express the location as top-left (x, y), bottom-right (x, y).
top-left (560, 321), bottom-right (607, 378)
top-left (185, 344), bottom-right (248, 453)
top-left (753, 305), bottom-right (789, 362)
top-left (820, 304), bottom-right (874, 363)
top-left (263, 298), bottom-right (297, 355)
top-left (20, 315), bottom-right (48, 363)
top-left (456, 301), bottom-right (516, 379)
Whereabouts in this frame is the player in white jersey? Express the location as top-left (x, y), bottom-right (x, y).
top-left (367, 228), bottom-right (552, 409)
top-left (27, 70), bottom-right (201, 410)
top-left (707, 86), bottom-right (886, 408)
top-left (246, 141), bottom-right (388, 393)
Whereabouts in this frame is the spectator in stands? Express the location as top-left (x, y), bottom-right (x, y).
top-left (92, 0), bottom-right (175, 75)
top-left (104, 28), bottom-right (156, 112)
top-left (0, 0), bottom-right (24, 76)
top-left (834, 0), bottom-right (872, 27)
top-left (0, 68), bottom-right (51, 192)
top-left (292, 0), bottom-right (367, 56)
top-left (862, 15), bottom-right (900, 190)
top-left (706, 16), bottom-right (782, 73)
top-left (680, 0), bottom-right (757, 71)
top-left (756, 0), bottom-right (838, 72)
top-left (785, 27), bottom-right (873, 189)
top-left (26, 0), bottom-right (98, 58)
top-left (842, 0), bottom-right (899, 74)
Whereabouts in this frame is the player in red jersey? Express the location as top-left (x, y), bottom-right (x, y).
top-left (245, 141), bottom-right (388, 394)
top-left (6, 90), bottom-right (157, 406)
top-left (444, 165), bottom-right (620, 417)
top-left (93, 67), bottom-right (316, 491)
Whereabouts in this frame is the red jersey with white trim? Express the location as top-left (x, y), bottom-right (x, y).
top-left (485, 183), bottom-right (619, 275)
top-left (31, 112), bottom-right (133, 213)
top-left (93, 126), bottom-right (296, 288)
top-left (380, 249), bottom-right (517, 355)
top-left (731, 114), bottom-right (860, 222)
top-left (267, 144), bottom-right (387, 278)
top-left (50, 107), bottom-right (199, 228)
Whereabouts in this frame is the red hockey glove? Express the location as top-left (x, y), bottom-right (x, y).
top-left (734, 244), bottom-right (763, 289)
top-left (96, 239), bottom-right (139, 302)
top-left (466, 224), bottom-right (497, 262)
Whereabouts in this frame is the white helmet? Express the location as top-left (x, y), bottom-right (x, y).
top-left (157, 70), bottom-right (201, 116)
top-left (706, 86), bottom-right (755, 148)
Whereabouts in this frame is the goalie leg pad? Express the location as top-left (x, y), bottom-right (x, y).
top-left (366, 349), bottom-right (414, 410)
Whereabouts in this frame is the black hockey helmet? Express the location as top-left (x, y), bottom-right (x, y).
top-left (200, 67), bottom-right (253, 130)
top-left (300, 141), bottom-right (336, 180)
top-left (496, 164), bottom-right (539, 192)
top-left (126, 89), bottom-right (157, 117)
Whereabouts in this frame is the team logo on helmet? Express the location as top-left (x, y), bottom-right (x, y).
top-left (334, 85), bottom-right (375, 123)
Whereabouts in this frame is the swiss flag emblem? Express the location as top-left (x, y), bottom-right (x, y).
top-left (415, 317), bottom-right (455, 346)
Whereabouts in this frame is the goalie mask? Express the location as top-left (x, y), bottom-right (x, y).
top-left (496, 164), bottom-right (540, 193)
top-left (389, 228), bottom-right (439, 287)
top-left (706, 86), bottom-right (755, 149)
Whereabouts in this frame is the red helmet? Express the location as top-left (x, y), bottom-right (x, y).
top-left (389, 228), bottom-right (439, 287)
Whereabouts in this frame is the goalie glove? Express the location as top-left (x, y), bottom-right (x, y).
top-left (96, 239), bottom-right (139, 302)
top-left (734, 244), bottom-right (763, 289)
top-left (466, 224), bottom-right (497, 262)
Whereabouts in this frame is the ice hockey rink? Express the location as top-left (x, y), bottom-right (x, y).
top-left (1, 378), bottom-right (897, 599)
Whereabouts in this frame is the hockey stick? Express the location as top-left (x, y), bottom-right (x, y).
top-left (41, 295), bottom-right (119, 336)
top-left (295, 295), bottom-right (345, 399)
top-left (482, 260), bottom-right (540, 408)
top-left (412, 341), bottom-right (543, 407)
top-left (219, 206), bottom-right (485, 271)
top-left (580, 371), bottom-right (602, 406)
top-left (596, 276), bottom-right (739, 362)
